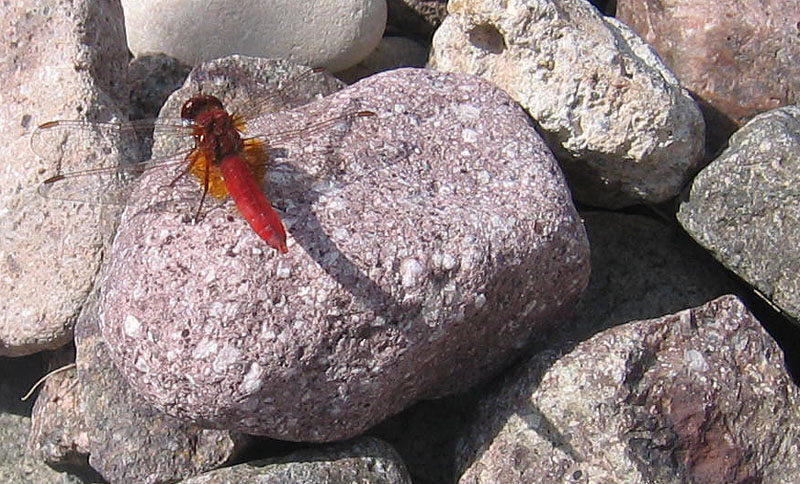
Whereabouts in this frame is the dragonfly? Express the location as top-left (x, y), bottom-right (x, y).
top-left (32, 68), bottom-right (376, 253)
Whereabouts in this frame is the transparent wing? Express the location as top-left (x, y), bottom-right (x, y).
top-left (32, 66), bottom-right (387, 220)
top-left (32, 118), bottom-right (193, 205)
top-left (32, 66), bottom-right (347, 208)
top-left (249, 110), bottom-right (376, 148)
top-left (233, 67), bottom-right (331, 122)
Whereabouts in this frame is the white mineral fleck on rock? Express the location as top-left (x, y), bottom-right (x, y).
top-left (213, 344), bottom-right (242, 373)
top-left (193, 338), bottom-right (219, 359)
top-left (276, 261), bottom-right (292, 279)
top-left (685, 348), bottom-right (710, 373)
top-left (239, 362), bottom-right (265, 394)
top-left (456, 104), bottom-right (482, 121)
top-left (400, 258), bottom-right (425, 288)
top-left (123, 314), bottom-right (142, 339)
top-left (134, 355), bottom-right (150, 373)
top-left (440, 253), bottom-right (458, 270)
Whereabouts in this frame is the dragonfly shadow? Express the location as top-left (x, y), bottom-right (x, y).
top-left (278, 161), bottom-right (423, 323)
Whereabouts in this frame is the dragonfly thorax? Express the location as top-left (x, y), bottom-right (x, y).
top-left (193, 110), bottom-right (244, 162)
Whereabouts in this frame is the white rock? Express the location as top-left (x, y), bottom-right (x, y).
top-left (121, 0), bottom-right (387, 71)
top-left (430, 0), bottom-right (705, 208)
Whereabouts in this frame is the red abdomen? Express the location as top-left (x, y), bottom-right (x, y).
top-left (219, 154), bottom-right (288, 253)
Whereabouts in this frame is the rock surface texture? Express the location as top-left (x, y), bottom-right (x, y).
top-left (430, 0), bottom-right (705, 208)
top-left (617, 0), bottom-right (800, 147)
top-left (121, 0), bottom-right (387, 72)
top-left (456, 295), bottom-right (800, 483)
top-left (678, 107), bottom-right (800, 322)
top-left (73, 291), bottom-right (245, 483)
top-left (0, 0), bottom-right (129, 356)
top-left (99, 58), bottom-right (590, 441)
top-left (181, 437), bottom-right (411, 484)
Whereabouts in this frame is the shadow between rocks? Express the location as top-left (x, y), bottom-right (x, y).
top-left (0, 352), bottom-right (45, 416)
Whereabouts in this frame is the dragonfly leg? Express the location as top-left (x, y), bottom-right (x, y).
top-left (193, 159), bottom-right (211, 223)
top-left (166, 160), bottom-right (195, 189)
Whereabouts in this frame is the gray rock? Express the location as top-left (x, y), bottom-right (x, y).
top-left (0, 414), bottom-right (87, 484)
top-left (28, 349), bottom-right (97, 480)
top-left (429, 0), bottom-right (705, 208)
top-left (99, 60), bottom-right (590, 441)
top-left (678, 106), bottom-right (800, 322)
top-left (75, 290), bottom-right (247, 483)
top-left (0, 0), bottom-right (128, 356)
top-left (181, 437), bottom-right (411, 484)
top-left (456, 295), bottom-right (800, 483)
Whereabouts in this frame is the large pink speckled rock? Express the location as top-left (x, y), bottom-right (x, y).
top-left (99, 58), bottom-right (590, 441)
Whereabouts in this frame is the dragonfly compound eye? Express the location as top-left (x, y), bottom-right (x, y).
top-left (181, 94), bottom-right (226, 121)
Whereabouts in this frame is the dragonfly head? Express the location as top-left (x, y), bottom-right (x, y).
top-left (181, 94), bottom-right (226, 122)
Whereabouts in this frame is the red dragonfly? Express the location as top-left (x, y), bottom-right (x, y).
top-left (33, 68), bottom-right (376, 253)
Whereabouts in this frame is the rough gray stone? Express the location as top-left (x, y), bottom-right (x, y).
top-left (99, 59), bottom-right (590, 441)
top-left (0, 0), bottom-right (128, 356)
top-left (75, 291), bottom-right (247, 483)
top-left (28, 349), bottom-right (97, 480)
top-left (617, 0), bottom-right (800, 148)
top-left (0, 414), bottom-right (87, 484)
top-left (429, 0), bottom-right (705, 208)
top-left (181, 437), bottom-right (411, 484)
top-left (678, 106), bottom-right (800, 322)
top-left (456, 295), bottom-right (800, 483)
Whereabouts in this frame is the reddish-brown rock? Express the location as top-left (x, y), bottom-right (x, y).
top-left (456, 295), bottom-right (800, 483)
top-left (616, 0), bottom-right (800, 147)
